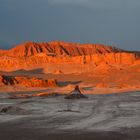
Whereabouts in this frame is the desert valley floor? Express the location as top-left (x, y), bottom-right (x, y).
top-left (0, 90), bottom-right (140, 140)
top-left (0, 72), bottom-right (140, 140)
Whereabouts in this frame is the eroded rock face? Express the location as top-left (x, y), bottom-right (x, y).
top-left (0, 41), bottom-right (123, 57)
top-left (0, 75), bottom-right (57, 87)
top-left (0, 41), bottom-right (139, 71)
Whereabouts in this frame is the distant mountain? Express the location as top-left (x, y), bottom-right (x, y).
top-left (0, 41), bottom-right (139, 71)
top-left (0, 41), bottom-right (123, 57)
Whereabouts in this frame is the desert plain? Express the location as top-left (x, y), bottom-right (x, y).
top-left (0, 41), bottom-right (140, 140)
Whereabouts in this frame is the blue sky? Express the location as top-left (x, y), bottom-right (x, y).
top-left (0, 0), bottom-right (140, 50)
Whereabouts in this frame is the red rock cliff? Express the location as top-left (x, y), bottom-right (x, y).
top-left (0, 75), bottom-right (57, 87)
top-left (0, 41), bottom-right (139, 71)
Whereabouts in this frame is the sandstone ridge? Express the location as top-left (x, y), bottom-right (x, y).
top-left (0, 75), bottom-right (57, 87)
top-left (0, 41), bottom-right (123, 57)
top-left (0, 41), bottom-right (139, 71)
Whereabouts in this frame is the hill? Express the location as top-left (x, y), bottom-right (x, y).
top-left (0, 41), bottom-right (139, 71)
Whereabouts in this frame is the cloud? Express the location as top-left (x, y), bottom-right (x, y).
top-left (48, 0), bottom-right (129, 11)
top-left (49, 0), bottom-right (91, 5)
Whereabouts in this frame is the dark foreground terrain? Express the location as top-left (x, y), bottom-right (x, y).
top-left (0, 121), bottom-right (140, 140)
top-left (0, 91), bottom-right (140, 140)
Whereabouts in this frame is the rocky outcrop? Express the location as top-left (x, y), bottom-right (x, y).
top-left (0, 75), bottom-right (57, 87)
top-left (0, 41), bottom-right (139, 71)
top-left (65, 85), bottom-right (87, 99)
top-left (0, 41), bottom-right (123, 57)
top-left (0, 105), bottom-right (28, 115)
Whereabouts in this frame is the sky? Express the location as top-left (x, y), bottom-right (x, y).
top-left (0, 0), bottom-right (140, 50)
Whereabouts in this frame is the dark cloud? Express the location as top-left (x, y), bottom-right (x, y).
top-left (0, 0), bottom-right (140, 50)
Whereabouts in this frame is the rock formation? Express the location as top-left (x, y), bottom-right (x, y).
top-left (0, 41), bottom-right (123, 57)
top-left (0, 41), bottom-right (139, 71)
top-left (0, 105), bottom-right (28, 115)
top-left (65, 85), bottom-right (87, 99)
top-left (0, 75), bottom-right (57, 87)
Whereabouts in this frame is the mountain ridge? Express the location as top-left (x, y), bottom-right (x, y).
top-left (0, 41), bottom-right (139, 71)
top-left (0, 41), bottom-right (125, 57)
